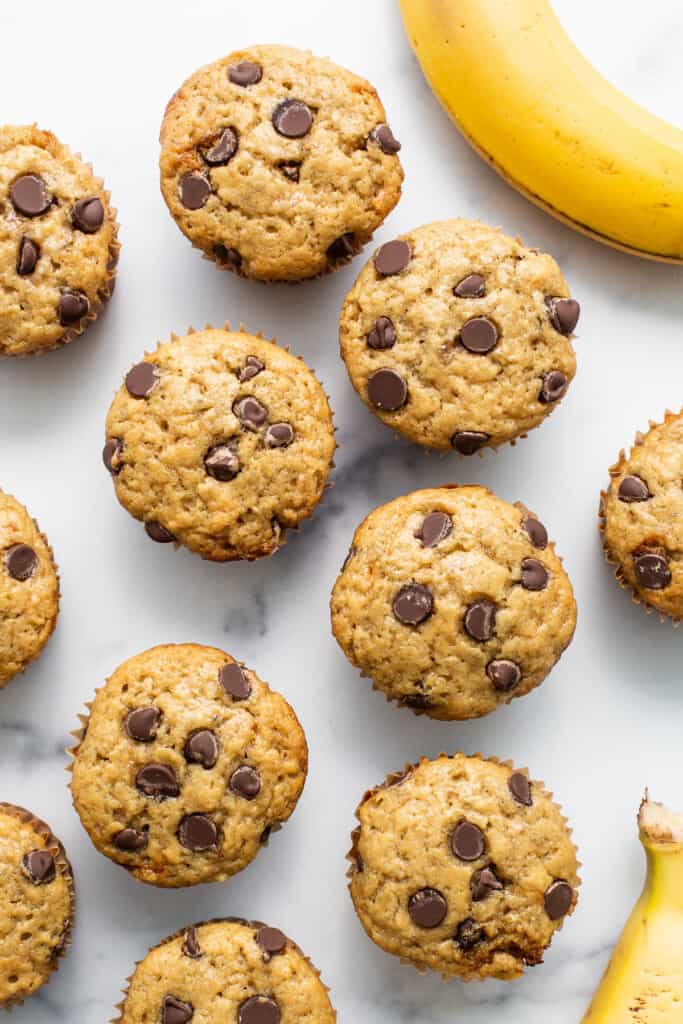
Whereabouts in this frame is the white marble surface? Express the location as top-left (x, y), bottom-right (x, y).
top-left (0, 1), bottom-right (682, 1020)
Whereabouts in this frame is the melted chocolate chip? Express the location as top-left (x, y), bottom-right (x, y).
top-left (278, 161), bottom-right (301, 182)
top-left (182, 926), bottom-right (202, 959)
top-left (184, 729), bottom-right (219, 769)
top-left (238, 996), bottom-right (280, 1024)
top-left (367, 316), bottom-right (396, 349)
top-left (521, 515), bottom-right (548, 549)
top-left (229, 766), bottom-right (262, 800)
top-left (228, 61), bottom-right (262, 86)
top-left (454, 273), bottom-right (485, 298)
top-left (202, 127), bottom-right (238, 166)
top-left (508, 771), bottom-right (532, 806)
top-left (214, 245), bottom-right (242, 269)
top-left (454, 918), bottom-right (484, 950)
top-left (618, 475), bottom-right (650, 502)
top-left (416, 512), bottom-right (452, 547)
top-left (219, 662), bottom-right (251, 700)
top-left (408, 888), bottom-right (447, 928)
top-left (144, 521), bottom-right (175, 543)
top-left (204, 444), bottom-right (240, 481)
top-left (471, 865), bottom-right (503, 901)
top-left (400, 692), bottom-right (431, 710)
top-left (392, 583), bottom-right (433, 625)
top-left (544, 880), bottom-right (573, 920)
top-left (545, 296), bottom-right (580, 335)
top-left (540, 370), bottom-right (568, 403)
top-left (521, 558), bottom-right (549, 591)
top-left (162, 995), bottom-right (194, 1024)
top-left (103, 437), bottom-right (124, 475)
top-left (264, 423), bottom-right (294, 448)
top-left (125, 706), bottom-right (160, 742)
top-left (58, 290), bottom-right (89, 326)
top-left (72, 196), bottom-right (104, 233)
top-left (451, 430), bottom-right (490, 455)
top-left (125, 361), bottom-right (159, 398)
top-left (451, 820), bottom-right (485, 861)
top-left (369, 124), bottom-right (401, 154)
top-left (459, 316), bottom-right (498, 354)
top-left (113, 827), bottom-right (148, 852)
top-left (180, 172), bottom-right (211, 210)
top-left (272, 99), bottom-right (313, 138)
top-left (634, 551), bottom-right (671, 590)
top-left (486, 659), bottom-right (521, 692)
top-left (464, 599), bottom-right (497, 641)
top-left (238, 356), bottom-right (265, 382)
top-left (22, 850), bottom-right (55, 884)
top-left (5, 544), bottom-right (37, 581)
top-left (367, 368), bottom-right (407, 410)
top-left (135, 763), bottom-right (179, 798)
top-left (374, 239), bottom-right (411, 276)
top-left (16, 236), bottom-right (39, 275)
top-left (177, 814), bottom-right (218, 851)
top-left (11, 175), bottom-right (50, 216)
top-left (327, 233), bottom-right (356, 262)
top-left (234, 396), bottom-right (268, 430)
top-left (256, 926), bottom-right (287, 958)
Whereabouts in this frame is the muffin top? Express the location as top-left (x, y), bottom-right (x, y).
top-left (0, 490), bottom-right (59, 688)
top-left (0, 803), bottom-right (74, 1008)
top-left (339, 219), bottom-right (578, 451)
top-left (70, 644), bottom-right (308, 887)
top-left (331, 486), bottom-right (576, 720)
top-left (159, 44), bottom-right (403, 281)
top-left (349, 755), bottom-right (579, 981)
top-left (0, 124), bottom-right (118, 355)
top-left (601, 410), bottom-right (683, 619)
top-left (118, 918), bottom-right (336, 1023)
top-left (104, 328), bottom-right (335, 561)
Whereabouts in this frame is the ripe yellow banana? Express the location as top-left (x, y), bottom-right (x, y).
top-left (581, 798), bottom-right (683, 1022)
top-left (398, 0), bottom-right (683, 262)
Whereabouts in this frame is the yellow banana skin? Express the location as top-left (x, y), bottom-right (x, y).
top-left (398, 0), bottom-right (683, 263)
top-left (582, 799), bottom-right (683, 1023)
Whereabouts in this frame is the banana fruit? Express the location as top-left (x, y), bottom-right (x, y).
top-left (398, 0), bottom-right (683, 263)
top-left (581, 798), bottom-right (683, 1022)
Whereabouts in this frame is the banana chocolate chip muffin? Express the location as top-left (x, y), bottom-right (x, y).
top-left (70, 644), bottom-right (308, 888)
top-left (331, 485), bottom-right (576, 720)
top-left (0, 803), bottom-right (75, 1009)
top-left (0, 490), bottom-right (59, 689)
top-left (0, 124), bottom-right (118, 356)
top-left (115, 918), bottom-right (336, 1023)
top-left (159, 44), bottom-right (403, 281)
top-left (339, 219), bottom-right (578, 452)
top-left (600, 410), bottom-right (683, 620)
top-left (348, 755), bottom-right (579, 980)
top-left (103, 327), bottom-right (335, 561)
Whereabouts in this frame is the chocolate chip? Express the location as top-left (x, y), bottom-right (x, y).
top-left (451, 820), bottom-right (485, 861)
top-left (202, 127), bottom-right (239, 166)
top-left (238, 996), bottom-right (280, 1024)
top-left (486, 659), bottom-right (521, 692)
top-left (113, 827), bottom-right (148, 852)
top-left (408, 888), bottom-right (447, 928)
top-left (125, 706), bottom-right (160, 742)
top-left (135, 763), bottom-right (179, 798)
top-left (327, 233), bottom-right (357, 263)
top-left (454, 273), bottom-right (485, 298)
top-left (400, 692), bottom-right (431, 710)
top-left (392, 583), bottom-right (433, 625)
top-left (6, 544), bottom-right (37, 581)
top-left (214, 245), bottom-right (242, 269)
top-left (367, 368), bottom-right (407, 410)
top-left (238, 356), bottom-right (265, 382)
top-left (162, 995), bottom-right (194, 1024)
top-left (219, 662), bottom-right (251, 700)
top-left (521, 558), bottom-right (549, 591)
top-left (460, 316), bottom-right (498, 354)
top-left (228, 61), bottom-right (262, 86)
top-left (618, 475), bottom-right (651, 502)
top-left (464, 599), bottom-right (496, 641)
top-left (72, 196), bottom-right (104, 233)
top-left (229, 765), bottom-right (261, 800)
top-left (22, 850), bottom-right (55, 884)
top-left (544, 880), bottom-right (573, 920)
top-left (125, 361), bottom-right (159, 398)
top-left (264, 423), bottom-right (294, 448)
top-left (634, 551), bottom-right (671, 590)
top-left (184, 729), bottom-right (218, 768)
top-left (471, 865), bottom-right (503, 901)
top-left (272, 99), bottom-right (313, 138)
top-left (452, 430), bottom-right (490, 457)
top-left (540, 370), bottom-right (568, 403)
top-left (182, 926), bottom-right (202, 959)
top-left (180, 172), bottom-right (211, 210)
top-left (16, 236), bottom-right (39, 275)
top-left (145, 521), bottom-right (175, 543)
top-left (508, 771), bottom-right (532, 806)
top-left (521, 515), bottom-right (548, 549)
top-left (369, 124), bottom-right (401, 154)
top-left (367, 316), bottom-right (396, 350)
top-left (256, 926), bottom-right (287, 958)
top-left (103, 437), bottom-right (124, 475)
top-left (234, 396), bottom-right (268, 430)
top-left (178, 814), bottom-right (218, 851)
top-left (374, 239), bottom-right (411, 276)
top-left (58, 290), bottom-right (89, 326)
top-left (11, 175), bottom-right (50, 216)
top-left (455, 918), bottom-right (484, 950)
top-left (260, 822), bottom-right (281, 845)
top-left (416, 512), bottom-right (452, 547)
top-left (545, 296), bottom-right (580, 335)
top-left (278, 161), bottom-right (301, 182)
top-left (204, 444), bottom-right (240, 481)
